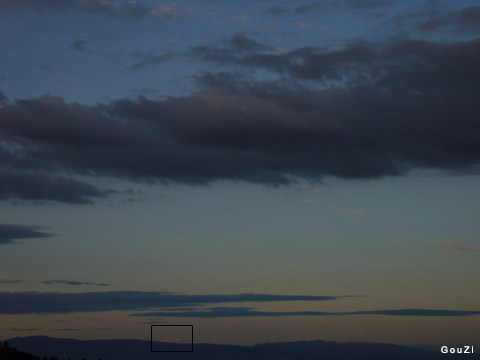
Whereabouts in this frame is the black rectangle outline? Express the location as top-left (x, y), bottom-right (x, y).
top-left (151, 325), bottom-right (193, 352)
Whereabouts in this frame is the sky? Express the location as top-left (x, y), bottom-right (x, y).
top-left (1, 0), bottom-right (480, 348)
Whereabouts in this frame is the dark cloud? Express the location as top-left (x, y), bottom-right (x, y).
top-left (0, 291), bottom-right (347, 314)
top-left (1, 37), bottom-right (480, 203)
top-left (0, 278), bottom-right (24, 284)
top-left (0, 0), bottom-right (151, 19)
top-left (134, 307), bottom-right (480, 318)
top-left (191, 35), bottom-right (480, 89)
top-left (0, 94), bottom-right (144, 203)
top-left (0, 224), bottom-right (53, 245)
top-left (41, 280), bottom-right (110, 287)
top-left (417, 6), bottom-right (480, 34)
top-left (189, 38), bottom-right (378, 81)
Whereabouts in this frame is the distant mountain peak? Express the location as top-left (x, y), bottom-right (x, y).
top-left (161, 336), bottom-right (182, 344)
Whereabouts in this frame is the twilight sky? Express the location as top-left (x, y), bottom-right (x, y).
top-left (1, 0), bottom-right (480, 348)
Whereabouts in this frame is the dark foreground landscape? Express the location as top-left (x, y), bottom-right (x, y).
top-left (2, 336), bottom-right (469, 360)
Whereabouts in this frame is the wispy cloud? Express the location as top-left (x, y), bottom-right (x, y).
top-left (40, 280), bottom-right (111, 287)
top-left (438, 242), bottom-right (480, 254)
top-left (0, 224), bottom-right (53, 245)
top-left (0, 278), bottom-right (24, 284)
top-left (8, 327), bottom-right (41, 332)
top-left (133, 307), bottom-right (480, 318)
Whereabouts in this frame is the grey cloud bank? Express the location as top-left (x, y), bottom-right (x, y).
top-left (1, 36), bottom-right (480, 204)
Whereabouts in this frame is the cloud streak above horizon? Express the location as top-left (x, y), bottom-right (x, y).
top-left (133, 306), bottom-right (480, 318)
top-left (2, 291), bottom-right (476, 319)
top-left (40, 280), bottom-right (111, 287)
top-left (0, 292), bottom-right (349, 315)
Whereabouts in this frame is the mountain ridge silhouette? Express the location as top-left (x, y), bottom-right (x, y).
top-left (6, 335), bottom-right (463, 360)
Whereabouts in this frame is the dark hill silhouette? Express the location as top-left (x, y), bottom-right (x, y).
top-left (0, 340), bottom-right (57, 360)
top-left (7, 336), bottom-right (461, 360)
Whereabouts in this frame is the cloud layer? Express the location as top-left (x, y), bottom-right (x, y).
top-left (2, 291), bottom-right (476, 318)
